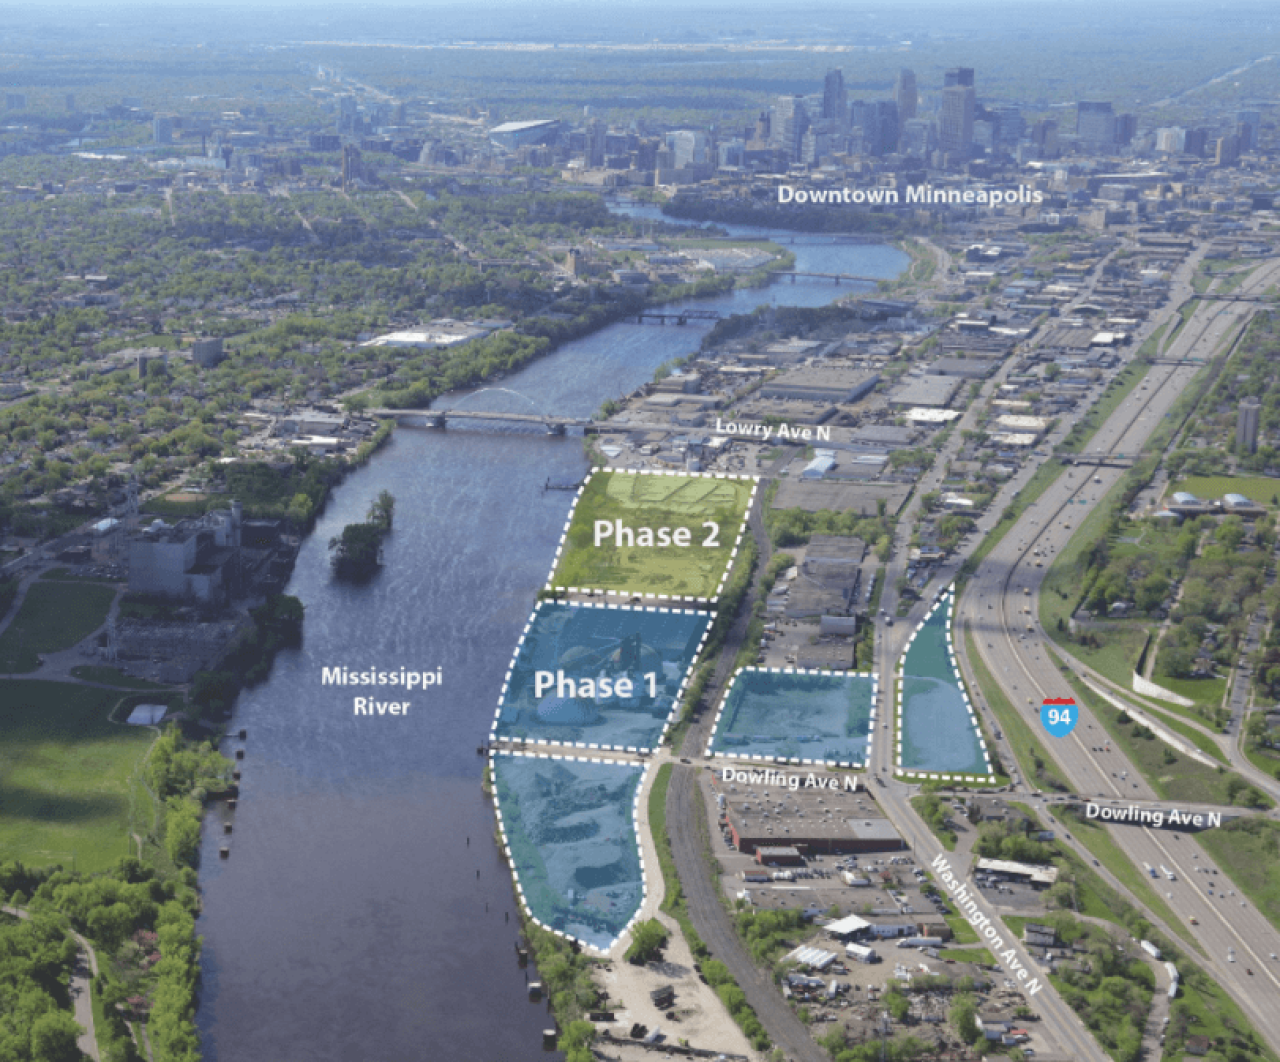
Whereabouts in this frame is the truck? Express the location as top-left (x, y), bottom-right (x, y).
top-left (841, 871), bottom-right (872, 887)
top-left (771, 871), bottom-right (795, 882)
top-left (1160, 865), bottom-right (1176, 882)
top-left (1140, 940), bottom-right (1162, 960)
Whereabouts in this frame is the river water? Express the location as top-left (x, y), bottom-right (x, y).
top-left (195, 204), bottom-right (907, 1062)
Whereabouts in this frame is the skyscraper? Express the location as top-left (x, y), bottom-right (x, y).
top-left (1076, 101), bottom-right (1115, 150)
top-left (944, 67), bottom-right (975, 88)
top-left (894, 69), bottom-right (917, 147)
top-left (1237, 398), bottom-right (1261, 454)
top-left (773, 95), bottom-right (809, 162)
top-left (822, 69), bottom-right (847, 125)
top-left (940, 85), bottom-right (975, 158)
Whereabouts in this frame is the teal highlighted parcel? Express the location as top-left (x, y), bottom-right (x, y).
top-left (549, 469), bottom-right (755, 601)
top-left (707, 667), bottom-right (876, 766)
top-left (493, 753), bottom-right (645, 952)
top-left (492, 602), bottom-right (710, 750)
top-left (898, 593), bottom-right (991, 778)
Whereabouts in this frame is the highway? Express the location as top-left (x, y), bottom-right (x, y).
top-left (958, 255), bottom-right (1280, 1052)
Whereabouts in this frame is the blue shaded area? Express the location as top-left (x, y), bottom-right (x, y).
top-left (494, 603), bottom-right (710, 749)
top-left (708, 669), bottom-right (874, 765)
top-left (899, 599), bottom-right (988, 775)
top-left (493, 755), bottom-right (644, 951)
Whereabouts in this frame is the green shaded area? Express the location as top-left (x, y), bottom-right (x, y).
top-left (1196, 817), bottom-right (1280, 935)
top-left (0, 681), bottom-right (151, 872)
top-left (551, 471), bottom-right (752, 600)
top-left (0, 581), bottom-right (116, 673)
top-left (962, 628), bottom-right (1067, 791)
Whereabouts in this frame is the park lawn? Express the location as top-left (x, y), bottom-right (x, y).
top-left (0, 580), bottom-right (116, 673)
top-left (0, 680), bottom-right (154, 872)
top-left (550, 469), bottom-right (753, 600)
top-left (1195, 818), bottom-right (1280, 935)
top-left (1173, 475), bottom-right (1280, 507)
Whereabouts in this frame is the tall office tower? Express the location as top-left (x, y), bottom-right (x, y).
top-left (1031, 118), bottom-right (1059, 157)
top-left (895, 68), bottom-right (917, 147)
top-left (1115, 113), bottom-right (1138, 146)
top-left (940, 84), bottom-right (976, 157)
top-left (944, 67), bottom-right (975, 88)
top-left (585, 119), bottom-right (607, 167)
top-left (153, 115), bottom-right (174, 146)
top-left (1215, 133), bottom-right (1240, 167)
top-left (823, 68), bottom-right (847, 125)
top-left (773, 95), bottom-right (809, 162)
top-left (1238, 110), bottom-right (1262, 151)
top-left (990, 106), bottom-right (1025, 148)
top-left (1076, 101), bottom-right (1115, 150)
top-left (1237, 398), bottom-right (1261, 454)
top-left (341, 144), bottom-right (362, 190)
top-left (1184, 128), bottom-right (1208, 157)
top-left (1155, 127), bottom-right (1186, 154)
top-left (902, 118), bottom-right (934, 156)
top-left (670, 129), bottom-right (708, 168)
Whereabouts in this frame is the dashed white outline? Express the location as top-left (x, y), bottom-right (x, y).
top-left (542, 467), bottom-right (760, 604)
top-left (704, 664), bottom-right (879, 769)
top-left (490, 749), bottom-right (652, 956)
top-left (488, 600), bottom-right (713, 754)
top-left (893, 587), bottom-right (996, 784)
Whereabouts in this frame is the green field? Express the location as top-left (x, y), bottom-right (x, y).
top-left (938, 946), bottom-right (995, 965)
top-left (0, 580), bottom-right (117, 673)
top-left (1172, 475), bottom-right (1280, 508)
top-left (0, 680), bottom-right (154, 871)
top-left (549, 470), bottom-right (753, 599)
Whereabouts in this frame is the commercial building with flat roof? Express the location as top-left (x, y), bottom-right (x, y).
top-left (890, 375), bottom-right (960, 408)
top-left (718, 784), bottom-right (905, 856)
top-left (759, 367), bottom-right (880, 404)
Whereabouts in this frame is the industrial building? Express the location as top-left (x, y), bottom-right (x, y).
top-left (889, 375), bottom-right (961, 408)
top-left (717, 783), bottom-right (905, 857)
top-left (758, 366), bottom-right (880, 404)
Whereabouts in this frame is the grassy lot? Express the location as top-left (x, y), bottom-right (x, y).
top-left (69, 666), bottom-right (170, 690)
top-left (962, 628), bottom-right (1067, 792)
top-left (0, 581), bottom-right (117, 673)
top-left (942, 912), bottom-right (980, 944)
top-left (1195, 817), bottom-right (1280, 935)
top-left (0, 680), bottom-right (154, 872)
top-left (1048, 806), bottom-right (1199, 951)
top-left (549, 470), bottom-right (752, 600)
top-left (139, 491), bottom-right (212, 519)
top-left (938, 946), bottom-right (995, 965)
top-left (1062, 671), bottom-right (1272, 809)
top-left (1146, 665), bottom-right (1227, 711)
top-left (1173, 475), bottom-right (1280, 508)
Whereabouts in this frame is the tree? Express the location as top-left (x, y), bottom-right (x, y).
top-left (884, 988), bottom-right (909, 1022)
top-left (329, 521), bottom-right (384, 578)
top-left (367, 490), bottom-right (395, 531)
top-left (29, 1011), bottom-right (82, 1062)
top-left (950, 993), bottom-right (982, 1046)
top-left (624, 919), bottom-right (668, 964)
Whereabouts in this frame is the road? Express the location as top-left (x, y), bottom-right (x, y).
top-left (958, 256), bottom-right (1280, 1051)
